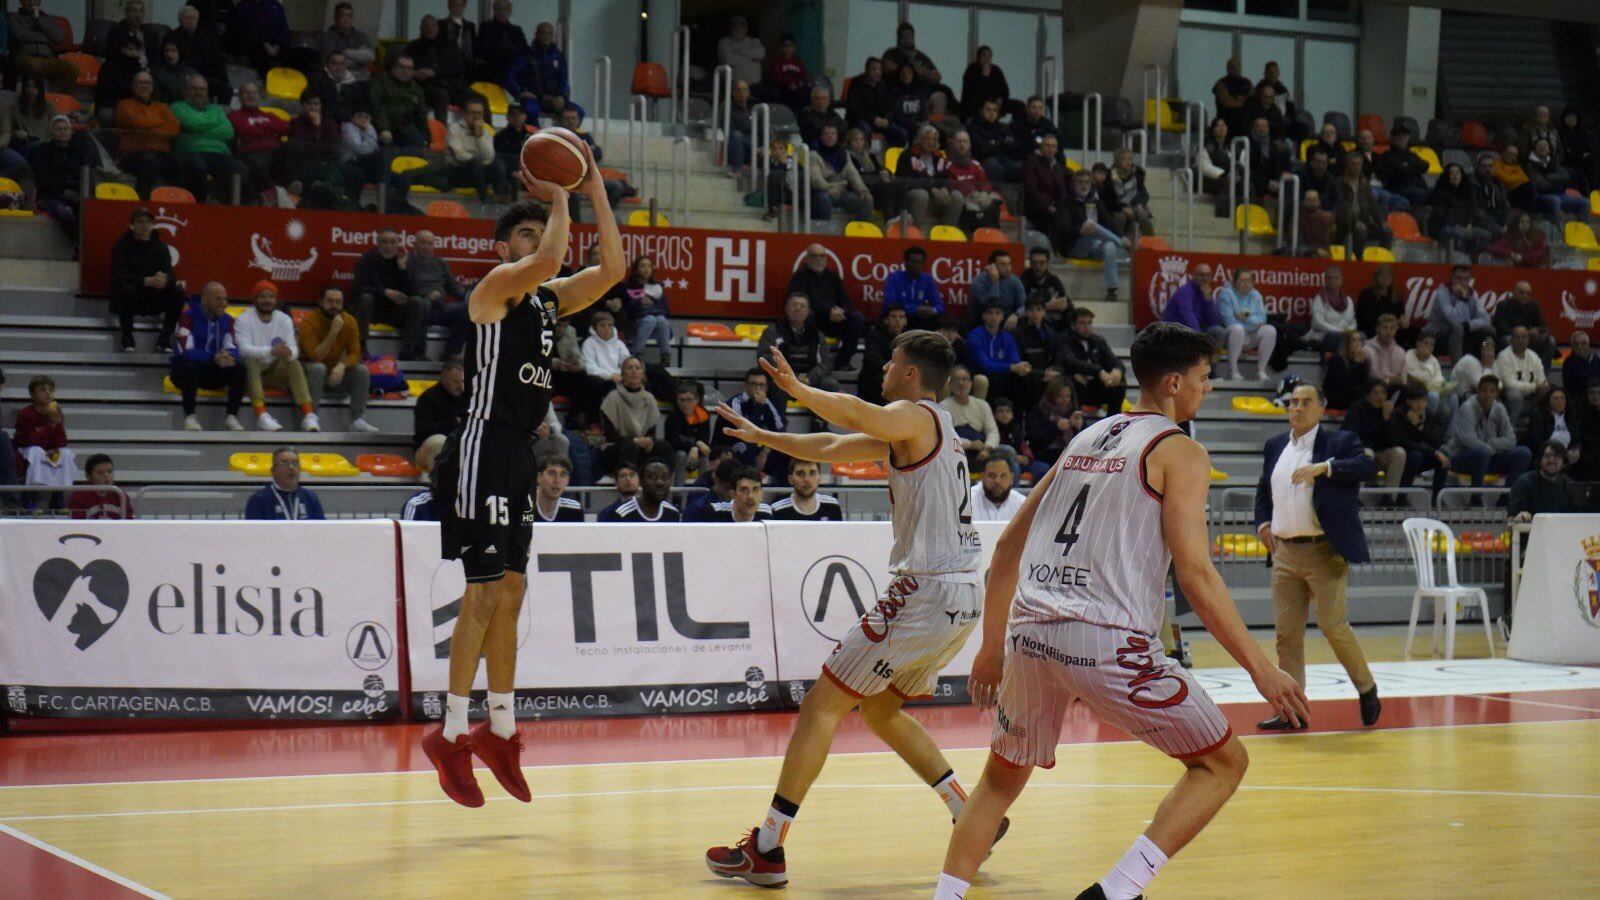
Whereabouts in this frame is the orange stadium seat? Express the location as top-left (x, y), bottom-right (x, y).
top-left (686, 322), bottom-right (739, 341)
top-left (151, 185), bottom-right (197, 204)
top-left (971, 227), bottom-right (1008, 243)
top-left (1460, 120), bottom-right (1490, 149)
top-left (1137, 235), bottom-right (1172, 252)
top-left (631, 62), bottom-right (671, 98)
top-left (886, 220), bottom-right (924, 239)
top-left (428, 118), bottom-right (447, 152)
top-left (61, 52), bottom-right (99, 87)
top-left (426, 199), bottom-right (469, 218)
top-left (46, 92), bottom-right (80, 116)
top-left (834, 461), bottom-right (888, 480)
top-left (1389, 211), bottom-right (1430, 244)
top-left (356, 453), bottom-right (420, 478)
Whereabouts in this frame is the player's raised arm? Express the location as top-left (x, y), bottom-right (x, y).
top-left (967, 464), bottom-right (1057, 710)
top-left (469, 173), bottom-right (573, 324)
top-left (1154, 435), bottom-right (1310, 727)
top-left (758, 347), bottom-right (927, 445)
top-left (547, 141), bottom-right (628, 317)
top-left (713, 402), bottom-right (889, 463)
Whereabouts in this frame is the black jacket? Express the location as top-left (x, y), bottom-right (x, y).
top-left (26, 136), bottom-right (96, 201)
top-left (413, 384), bottom-right (467, 448)
top-left (959, 62), bottom-right (1009, 117)
top-left (1010, 114), bottom-right (1057, 159)
top-left (844, 75), bottom-right (894, 129)
top-left (353, 249), bottom-right (413, 297)
top-left (110, 231), bottom-right (175, 299)
top-left (1385, 407), bottom-right (1446, 456)
top-left (164, 25), bottom-right (229, 84)
top-left (665, 407), bottom-right (714, 455)
top-left (1056, 329), bottom-right (1121, 379)
top-left (1374, 145), bottom-right (1428, 196)
top-left (1341, 399), bottom-right (1391, 451)
top-left (1355, 287), bottom-right (1405, 340)
top-left (966, 115), bottom-right (1016, 162)
top-left (1012, 321), bottom-right (1055, 370)
top-left (475, 20), bottom-right (527, 80)
top-left (306, 70), bottom-right (367, 123)
top-left (785, 267), bottom-right (854, 320)
top-left (1491, 298), bottom-right (1546, 337)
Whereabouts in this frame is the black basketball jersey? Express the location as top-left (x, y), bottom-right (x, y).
top-left (768, 493), bottom-right (844, 521)
top-left (463, 285), bottom-right (559, 434)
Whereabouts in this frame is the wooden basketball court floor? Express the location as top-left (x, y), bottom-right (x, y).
top-left (3, 632), bottom-right (1600, 899)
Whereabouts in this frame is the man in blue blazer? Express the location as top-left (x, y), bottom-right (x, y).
top-left (1254, 383), bottom-right (1382, 730)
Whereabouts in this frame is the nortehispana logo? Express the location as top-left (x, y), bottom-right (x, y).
top-left (33, 534), bottom-right (128, 650)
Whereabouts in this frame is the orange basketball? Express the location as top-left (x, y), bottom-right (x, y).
top-left (520, 127), bottom-right (589, 191)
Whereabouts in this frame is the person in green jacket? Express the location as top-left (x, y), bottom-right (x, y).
top-left (170, 74), bottom-right (248, 200)
top-left (369, 54), bottom-right (431, 149)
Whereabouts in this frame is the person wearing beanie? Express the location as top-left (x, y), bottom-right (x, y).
top-left (233, 281), bottom-right (320, 432)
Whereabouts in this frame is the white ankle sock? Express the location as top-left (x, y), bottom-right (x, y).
top-left (931, 770), bottom-right (967, 818)
top-left (755, 796), bottom-right (798, 853)
top-left (933, 873), bottom-right (970, 899)
top-left (442, 693), bottom-right (469, 741)
top-left (486, 690), bottom-right (516, 739)
top-left (1100, 834), bottom-right (1168, 899)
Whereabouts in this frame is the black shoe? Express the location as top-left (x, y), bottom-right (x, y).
top-left (1359, 686), bottom-right (1381, 726)
top-left (1256, 714), bottom-right (1308, 731)
top-left (1075, 884), bottom-right (1140, 900)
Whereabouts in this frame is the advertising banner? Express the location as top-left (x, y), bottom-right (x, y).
top-left (764, 521), bottom-right (1008, 706)
top-left (1508, 514), bottom-right (1600, 664)
top-left (1132, 248), bottom-right (1600, 342)
top-left (81, 199), bottom-right (1021, 319)
top-left (0, 521), bottom-right (402, 720)
top-left (400, 522), bottom-right (784, 719)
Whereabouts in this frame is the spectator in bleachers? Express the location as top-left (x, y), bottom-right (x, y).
top-left (109, 207), bottom-right (184, 353)
top-left (340, 108), bottom-right (386, 198)
top-left (968, 98), bottom-right (1018, 185)
top-left (1373, 124), bottom-right (1429, 210)
top-left (370, 55), bottom-right (431, 149)
top-left (768, 459), bottom-right (843, 521)
top-left (413, 358), bottom-right (466, 448)
top-left (1492, 279), bottom-right (1556, 364)
top-left (936, 317), bottom-right (980, 389)
top-left (1012, 295), bottom-right (1055, 373)
top-left (170, 282), bottom-right (245, 431)
top-left (298, 285), bottom-right (377, 434)
top-left (595, 461), bottom-right (639, 517)
top-left (721, 367), bottom-right (788, 481)
top-left (799, 86), bottom-right (844, 145)
top-left (579, 309), bottom-right (629, 419)
top-left (882, 20), bottom-right (942, 86)
top-left (1524, 388), bottom-right (1579, 463)
top-left (475, 0), bottom-right (525, 84)
top-left (530, 455), bottom-right (586, 523)
top-left (717, 15), bottom-right (764, 87)
top-left (1245, 115), bottom-right (1292, 204)
top-left (173, 74), bottom-right (248, 202)
top-left (1013, 95), bottom-right (1057, 156)
top-left (532, 404), bottom-right (570, 466)
top-left (1295, 189), bottom-right (1335, 258)
top-left (785, 242), bottom-right (865, 371)
top-left (810, 123), bottom-right (873, 220)
top-left (7, 0), bottom-right (75, 89)
top-left (288, 93), bottom-right (357, 209)
top-left (1019, 247), bottom-right (1071, 329)
top-left (1510, 441), bottom-right (1577, 522)
top-left (959, 45), bottom-right (1008, 119)
top-left (1108, 147), bottom-right (1152, 246)
top-left (762, 138), bottom-right (828, 222)
top-left (494, 101), bottom-right (529, 166)
top-left (1298, 145), bottom-right (1338, 207)
top-left (1335, 150), bottom-right (1390, 257)
top-left (702, 465), bottom-right (772, 522)
top-left (444, 95), bottom-right (505, 202)
top-left (1216, 269), bottom-right (1277, 383)
top-left (858, 306), bottom-right (907, 405)
top-left (665, 379), bottom-right (714, 481)
top-left (600, 356), bottom-right (672, 475)
top-left (510, 22), bottom-right (577, 122)
top-left (407, 15), bottom-right (471, 122)
top-left (1573, 384), bottom-right (1600, 481)
top-left (1494, 325), bottom-right (1548, 426)
top-left (1450, 335), bottom-right (1498, 405)
top-left (225, 0), bottom-right (299, 76)
top-left (723, 80), bottom-right (758, 173)
top-left (26, 116), bottom-right (94, 241)
top-left (307, 50), bottom-right (365, 123)
top-left (167, 6), bottom-right (229, 103)
top-left (967, 303), bottom-right (1029, 407)
top-left (1159, 261), bottom-right (1224, 346)
top-left (1241, 83), bottom-right (1286, 144)
top-left (1446, 374), bottom-right (1531, 487)
top-left (1212, 57), bottom-right (1254, 139)
top-left (1257, 60), bottom-right (1293, 119)
top-left (881, 245), bottom-right (944, 325)
top-left (969, 249), bottom-right (1024, 328)
top-left (1342, 378), bottom-right (1404, 488)
top-left (95, 27), bottom-right (151, 122)
top-left (845, 57), bottom-right (899, 147)
top-left (894, 123), bottom-right (961, 231)
top-left (1527, 137), bottom-right (1588, 222)
top-left (610, 460), bottom-right (681, 522)
top-left (759, 293), bottom-right (838, 404)
top-left (1321, 329), bottom-right (1371, 412)
top-left (229, 82), bottom-right (288, 197)
top-left (235, 282), bottom-right (318, 432)
top-left (7, 75), bottom-right (57, 156)
top-left (151, 38), bottom-right (201, 106)
top-left (1558, 104), bottom-right (1596, 193)
top-left (1365, 313), bottom-right (1407, 393)
top-left (1385, 383), bottom-right (1450, 495)
top-left (1427, 264), bottom-right (1493, 361)
top-left (1485, 210), bottom-right (1550, 270)
top-left (941, 364), bottom-right (1001, 469)
top-left (1472, 153), bottom-right (1513, 234)
top-left (1492, 144), bottom-right (1538, 214)
top-left (970, 455), bottom-right (1024, 523)
top-left (351, 227), bottom-right (429, 359)
top-left (244, 447), bottom-right (325, 520)
top-left (762, 33), bottom-right (810, 113)
top-left (1564, 330), bottom-right (1597, 399)
top-left (1520, 105), bottom-right (1560, 159)
top-left (617, 255), bottom-right (672, 362)
top-left (12, 374), bottom-right (67, 481)
top-left (406, 230), bottom-right (470, 360)
top-left (1308, 122), bottom-right (1344, 167)
top-left (1355, 264), bottom-right (1404, 346)
top-left (1021, 133), bottom-right (1067, 235)
top-left (437, 0), bottom-right (480, 70)
top-left (1302, 265), bottom-right (1357, 353)
top-left (946, 130), bottom-right (1001, 230)
top-left (1024, 378), bottom-right (1083, 467)
top-left (1059, 167), bottom-right (1128, 301)
top-left (1058, 306), bottom-right (1127, 417)
top-left (1426, 163), bottom-right (1493, 261)
top-left (69, 453), bottom-right (135, 519)
top-left (991, 396), bottom-right (1038, 480)
top-left (887, 63), bottom-right (933, 143)
top-left (315, 2), bottom-right (375, 76)
top-left (1404, 331), bottom-right (1452, 416)
top-left (1196, 116), bottom-right (1232, 210)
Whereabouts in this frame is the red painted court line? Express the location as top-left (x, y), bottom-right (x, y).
top-left (0, 828), bottom-right (151, 899)
top-left (3, 688), bottom-right (1598, 789)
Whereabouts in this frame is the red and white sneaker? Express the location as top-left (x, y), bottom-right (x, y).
top-left (420, 727), bottom-right (484, 808)
top-left (469, 721), bottom-right (531, 802)
top-left (704, 828), bottom-right (788, 889)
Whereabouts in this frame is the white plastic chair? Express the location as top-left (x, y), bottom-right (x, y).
top-left (1400, 518), bottom-right (1496, 659)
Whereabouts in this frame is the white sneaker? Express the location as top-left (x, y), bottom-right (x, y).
top-left (183, 415), bottom-right (203, 431)
top-left (302, 412), bottom-right (321, 432)
top-left (350, 417), bottom-right (380, 433)
top-left (257, 412), bottom-right (283, 432)
top-left (1228, 369), bottom-right (1243, 381)
top-left (1259, 369), bottom-right (1275, 383)
top-left (224, 415), bottom-right (244, 432)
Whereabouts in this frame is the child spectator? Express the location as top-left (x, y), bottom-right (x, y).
top-left (13, 374), bottom-right (68, 481)
top-left (665, 379), bottom-right (715, 481)
top-left (69, 453), bottom-right (135, 519)
top-left (579, 310), bottom-right (630, 421)
top-left (618, 256), bottom-right (673, 362)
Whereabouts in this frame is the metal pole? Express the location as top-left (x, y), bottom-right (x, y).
top-left (795, 142), bottom-right (811, 234)
top-left (679, 25), bottom-right (691, 134)
top-left (593, 56), bottom-right (612, 154)
top-left (1186, 164), bottom-right (1196, 249)
top-left (1043, 56), bottom-right (1059, 132)
top-left (1081, 92), bottom-right (1102, 163)
top-left (712, 64), bottom-right (732, 164)
top-left (668, 27), bottom-right (681, 129)
top-left (630, 94), bottom-right (647, 173)
top-left (753, 103), bottom-right (771, 212)
top-left (1183, 101), bottom-right (1203, 170)
top-left (1170, 165), bottom-right (1182, 250)
top-left (672, 135), bottom-right (690, 225)
top-left (1278, 173), bottom-right (1300, 256)
top-left (1230, 135), bottom-right (1250, 254)
top-left (1124, 128), bottom-right (1147, 172)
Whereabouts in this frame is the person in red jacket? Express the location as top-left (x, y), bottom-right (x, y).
top-left (13, 374), bottom-right (67, 479)
top-left (69, 453), bottom-right (136, 519)
top-left (228, 81), bottom-right (288, 196)
top-left (761, 33), bottom-right (810, 113)
top-left (1020, 134), bottom-right (1067, 236)
top-left (946, 130), bottom-right (1001, 229)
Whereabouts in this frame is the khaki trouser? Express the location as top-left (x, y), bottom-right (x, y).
top-left (1271, 537), bottom-right (1375, 693)
top-left (244, 357), bottom-right (313, 410)
top-left (1376, 446), bottom-right (1407, 487)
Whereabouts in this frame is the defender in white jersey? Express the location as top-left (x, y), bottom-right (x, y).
top-left (705, 334), bottom-right (1005, 889)
top-left (935, 323), bottom-right (1309, 900)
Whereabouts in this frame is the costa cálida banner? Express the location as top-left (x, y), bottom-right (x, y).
top-left (80, 199), bottom-right (1021, 319)
top-left (1133, 249), bottom-right (1600, 342)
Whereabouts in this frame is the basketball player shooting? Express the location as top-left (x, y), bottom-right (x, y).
top-left (705, 334), bottom-right (1008, 889)
top-left (933, 322), bottom-right (1309, 900)
top-left (420, 141), bottom-right (626, 808)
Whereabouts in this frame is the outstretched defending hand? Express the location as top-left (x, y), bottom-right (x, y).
top-left (714, 402), bottom-right (768, 446)
top-left (967, 643), bottom-right (1003, 710)
top-left (758, 347), bottom-right (803, 397)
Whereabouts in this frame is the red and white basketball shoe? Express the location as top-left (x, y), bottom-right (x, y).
top-left (469, 721), bottom-right (532, 802)
top-left (704, 828), bottom-right (788, 888)
top-left (420, 727), bottom-right (485, 808)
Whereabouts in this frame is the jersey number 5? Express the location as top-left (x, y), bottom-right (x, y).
top-left (1054, 484), bottom-right (1091, 556)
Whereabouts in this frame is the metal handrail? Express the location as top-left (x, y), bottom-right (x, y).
top-left (752, 102), bottom-right (772, 210)
top-left (711, 64), bottom-right (733, 164)
top-left (1172, 166), bottom-right (1195, 250)
top-left (1124, 128), bottom-right (1147, 174)
top-left (1228, 135), bottom-right (1250, 253)
top-left (592, 55), bottom-right (612, 154)
top-left (628, 93), bottom-right (648, 174)
top-left (1081, 92), bottom-right (1103, 163)
top-left (672, 25), bottom-right (691, 132)
top-left (1278, 172), bottom-right (1301, 256)
top-left (791, 142), bottom-right (811, 234)
top-left (1, 484), bottom-right (130, 517)
top-left (671, 135), bottom-right (691, 225)
top-left (1040, 55), bottom-right (1059, 132)
top-left (1143, 65), bottom-right (1167, 153)
top-left (1182, 100), bottom-right (1205, 171)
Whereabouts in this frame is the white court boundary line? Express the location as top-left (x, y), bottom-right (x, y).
top-left (2, 713), bottom-right (1597, 794)
top-left (0, 822), bottom-right (171, 898)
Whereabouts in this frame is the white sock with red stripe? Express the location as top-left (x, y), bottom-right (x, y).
top-left (1100, 834), bottom-right (1168, 899)
top-left (931, 770), bottom-right (967, 818)
top-left (755, 793), bottom-right (799, 853)
top-left (933, 873), bottom-right (970, 899)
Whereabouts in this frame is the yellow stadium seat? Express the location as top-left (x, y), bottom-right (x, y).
top-left (229, 452), bottom-right (273, 476)
top-left (1233, 204), bottom-right (1275, 237)
top-left (844, 220), bottom-right (883, 238)
top-left (1298, 138), bottom-right (1316, 162)
top-left (1361, 246), bottom-right (1396, 262)
top-left (1330, 244), bottom-right (1347, 260)
top-left (0, 176), bottom-right (33, 217)
top-left (1121, 399), bottom-right (1133, 413)
top-left (390, 155), bottom-right (429, 175)
top-left (1591, 190), bottom-right (1600, 218)
top-left (1411, 145), bottom-right (1442, 176)
top-left (733, 323), bottom-right (766, 343)
top-left (1564, 220), bottom-right (1600, 252)
top-left (370, 322), bottom-right (398, 334)
top-left (1231, 395), bottom-right (1284, 415)
top-left (94, 182), bottom-right (139, 201)
top-left (164, 375), bottom-right (226, 398)
top-left (1065, 258), bottom-right (1102, 269)
top-left (883, 146), bottom-right (902, 173)
top-left (627, 209), bottom-right (669, 227)
top-left (1143, 98), bottom-right (1184, 133)
top-left (406, 379), bottom-right (437, 397)
top-left (1062, 156), bottom-right (1082, 172)
top-left (265, 66), bottom-right (307, 101)
top-left (300, 452), bottom-right (359, 477)
top-left (261, 106), bottom-right (291, 122)
top-left (1210, 467), bottom-right (1227, 481)
top-left (1588, 257), bottom-right (1600, 271)
top-left (928, 225), bottom-right (966, 242)
top-left (470, 81), bottom-right (510, 116)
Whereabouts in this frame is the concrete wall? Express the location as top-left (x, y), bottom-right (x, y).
top-left (1358, 2), bottom-right (1440, 127)
top-left (1063, 0), bottom-right (1183, 104)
